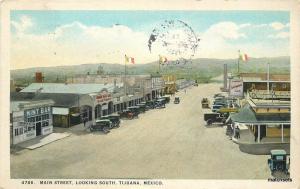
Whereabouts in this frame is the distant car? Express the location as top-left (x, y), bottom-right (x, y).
top-left (174, 97), bottom-right (180, 104)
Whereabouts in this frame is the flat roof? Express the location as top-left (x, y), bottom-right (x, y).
top-left (21, 83), bottom-right (123, 94)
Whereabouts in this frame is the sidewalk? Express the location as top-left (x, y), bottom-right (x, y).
top-left (17, 132), bottom-right (71, 150)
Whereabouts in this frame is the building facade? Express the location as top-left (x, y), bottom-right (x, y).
top-left (10, 100), bottom-right (54, 145)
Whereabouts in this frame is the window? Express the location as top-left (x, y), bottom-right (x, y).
top-left (14, 129), bottom-right (18, 136)
top-left (42, 121), bottom-right (49, 127)
top-left (36, 116), bottom-right (41, 121)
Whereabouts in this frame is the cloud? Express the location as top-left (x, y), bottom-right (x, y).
top-left (11, 21), bottom-right (155, 69)
top-left (268, 32), bottom-right (289, 39)
top-left (10, 18), bottom-right (289, 69)
top-left (270, 22), bottom-right (289, 30)
top-left (11, 15), bottom-right (33, 33)
top-left (204, 22), bottom-right (246, 40)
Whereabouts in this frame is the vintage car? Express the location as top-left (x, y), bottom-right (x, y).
top-left (90, 119), bottom-right (111, 133)
top-left (118, 109), bottom-right (137, 119)
top-left (201, 98), bottom-right (210, 108)
top-left (100, 114), bottom-right (121, 128)
top-left (145, 100), bottom-right (156, 109)
top-left (136, 103), bottom-right (147, 113)
top-left (128, 106), bottom-right (141, 116)
top-left (174, 97), bottom-right (180, 104)
top-left (204, 112), bottom-right (227, 125)
top-left (154, 99), bottom-right (166, 108)
top-left (212, 104), bottom-right (224, 112)
top-left (160, 96), bottom-right (171, 104)
top-left (268, 149), bottom-right (290, 175)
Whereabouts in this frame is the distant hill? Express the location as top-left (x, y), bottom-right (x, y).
top-left (11, 56), bottom-right (290, 85)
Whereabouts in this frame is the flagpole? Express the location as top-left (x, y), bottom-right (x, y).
top-left (158, 55), bottom-right (160, 74)
top-left (124, 55), bottom-right (127, 96)
top-left (237, 50), bottom-right (240, 76)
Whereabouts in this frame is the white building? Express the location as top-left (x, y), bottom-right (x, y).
top-left (10, 100), bottom-right (54, 145)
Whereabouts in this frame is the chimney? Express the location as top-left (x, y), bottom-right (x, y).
top-left (35, 72), bottom-right (43, 83)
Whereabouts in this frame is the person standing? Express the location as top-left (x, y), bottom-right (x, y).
top-left (83, 117), bottom-right (87, 127)
top-left (235, 126), bottom-right (240, 139)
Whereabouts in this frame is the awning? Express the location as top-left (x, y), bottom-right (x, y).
top-left (230, 104), bottom-right (290, 124)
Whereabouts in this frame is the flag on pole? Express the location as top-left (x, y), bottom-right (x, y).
top-left (125, 54), bottom-right (135, 64)
top-left (239, 52), bottom-right (248, 62)
top-left (159, 55), bottom-right (168, 64)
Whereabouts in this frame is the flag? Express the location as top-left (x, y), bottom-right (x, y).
top-left (159, 55), bottom-right (168, 64)
top-left (125, 54), bottom-right (135, 64)
top-left (239, 52), bottom-right (248, 62)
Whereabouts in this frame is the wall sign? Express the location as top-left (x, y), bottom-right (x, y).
top-left (229, 79), bottom-right (244, 97)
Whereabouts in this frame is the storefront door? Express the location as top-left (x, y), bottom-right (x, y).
top-left (36, 122), bottom-right (42, 136)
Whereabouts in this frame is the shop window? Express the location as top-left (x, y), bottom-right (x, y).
top-left (283, 124), bottom-right (290, 129)
top-left (36, 116), bottom-right (41, 121)
top-left (42, 121), bottom-right (49, 127)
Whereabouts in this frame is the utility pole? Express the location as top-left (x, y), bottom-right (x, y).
top-left (267, 62), bottom-right (270, 94)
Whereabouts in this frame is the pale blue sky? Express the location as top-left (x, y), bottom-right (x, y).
top-left (10, 10), bottom-right (290, 69)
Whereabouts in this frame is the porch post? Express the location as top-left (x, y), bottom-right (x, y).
top-left (281, 124), bottom-right (284, 143)
top-left (258, 124), bottom-right (260, 143)
top-left (249, 124), bottom-right (252, 141)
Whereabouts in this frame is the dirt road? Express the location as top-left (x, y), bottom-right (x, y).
top-left (11, 83), bottom-right (270, 179)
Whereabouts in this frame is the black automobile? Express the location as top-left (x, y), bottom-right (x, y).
top-left (118, 110), bottom-right (136, 119)
top-left (136, 103), bottom-right (147, 113)
top-left (128, 106), bottom-right (140, 117)
top-left (174, 97), bottom-right (180, 104)
top-left (154, 99), bottom-right (166, 108)
top-left (159, 96), bottom-right (171, 104)
top-left (90, 119), bottom-right (111, 134)
top-left (100, 114), bottom-right (121, 128)
top-left (268, 149), bottom-right (290, 175)
top-left (145, 100), bottom-right (156, 109)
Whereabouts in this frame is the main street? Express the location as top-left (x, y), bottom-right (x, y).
top-left (11, 83), bottom-right (270, 179)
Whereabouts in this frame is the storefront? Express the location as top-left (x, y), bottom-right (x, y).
top-left (10, 100), bottom-right (54, 145)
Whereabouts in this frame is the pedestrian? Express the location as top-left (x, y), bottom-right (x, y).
top-left (235, 126), bottom-right (240, 139)
top-left (83, 117), bottom-right (87, 127)
top-left (254, 130), bottom-right (258, 142)
top-left (184, 89), bottom-right (187, 94)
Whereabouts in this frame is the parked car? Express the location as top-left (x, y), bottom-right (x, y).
top-left (160, 96), bottom-right (171, 104)
top-left (155, 99), bottom-right (166, 108)
top-left (118, 109), bottom-right (137, 119)
top-left (128, 106), bottom-right (141, 116)
top-left (100, 114), bottom-right (121, 128)
top-left (136, 103), bottom-right (147, 113)
top-left (174, 97), bottom-right (180, 104)
top-left (212, 104), bottom-right (224, 112)
top-left (268, 149), bottom-right (290, 175)
top-left (145, 100), bottom-right (156, 109)
top-left (90, 119), bottom-right (111, 133)
top-left (204, 113), bottom-right (227, 125)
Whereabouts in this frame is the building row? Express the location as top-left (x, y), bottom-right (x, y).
top-left (10, 73), bottom-right (194, 145)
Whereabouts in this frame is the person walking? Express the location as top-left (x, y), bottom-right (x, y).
top-left (235, 126), bottom-right (240, 139)
top-left (83, 117), bottom-right (87, 127)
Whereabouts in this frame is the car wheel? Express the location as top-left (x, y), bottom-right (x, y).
top-left (207, 119), bottom-right (213, 125)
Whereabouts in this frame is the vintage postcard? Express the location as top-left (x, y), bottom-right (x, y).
top-left (1, 0), bottom-right (300, 188)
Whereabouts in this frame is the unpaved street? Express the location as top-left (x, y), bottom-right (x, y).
top-left (11, 83), bottom-right (270, 179)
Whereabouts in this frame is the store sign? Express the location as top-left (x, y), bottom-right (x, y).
top-left (52, 107), bottom-right (69, 115)
top-left (25, 106), bottom-right (51, 117)
top-left (95, 92), bottom-right (112, 103)
top-left (229, 79), bottom-right (243, 97)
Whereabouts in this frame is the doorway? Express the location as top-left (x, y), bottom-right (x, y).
top-left (36, 122), bottom-right (42, 136)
